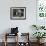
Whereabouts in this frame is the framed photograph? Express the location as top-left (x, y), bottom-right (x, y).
top-left (10, 7), bottom-right (26, 20)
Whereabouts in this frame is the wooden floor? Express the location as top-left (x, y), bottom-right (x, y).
top-left (0, 42), bottom-right (46, 46)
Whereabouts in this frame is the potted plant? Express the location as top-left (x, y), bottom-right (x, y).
top-left (33, 32), bottom-right (46, 43)
top-left (32, 24), bottom-right (45, 30)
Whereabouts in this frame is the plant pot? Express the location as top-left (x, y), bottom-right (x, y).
top-left (40, 38), bottom-right (45, 43)
top-left (37, 39), bottom-right (45, 44)
top-left (37, 39), bottom-right (40, 43)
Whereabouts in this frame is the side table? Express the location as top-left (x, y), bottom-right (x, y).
top-left (4, 33), bottom-right (18, 46)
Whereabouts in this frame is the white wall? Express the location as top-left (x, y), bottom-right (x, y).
top-left (0, 0), bottom-right (37, 42)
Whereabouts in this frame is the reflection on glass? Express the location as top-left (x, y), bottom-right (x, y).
top-left (39, 13), bottom-right (44, 17)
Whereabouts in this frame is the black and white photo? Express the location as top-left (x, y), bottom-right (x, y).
top-left (10, 7), bottom-right (26, 20)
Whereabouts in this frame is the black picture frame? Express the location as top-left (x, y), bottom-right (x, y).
top-left (10, 7), bottom-right (26, 20)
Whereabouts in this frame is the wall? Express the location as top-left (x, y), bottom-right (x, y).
top-left (0, 0), bottom-right (36, 42)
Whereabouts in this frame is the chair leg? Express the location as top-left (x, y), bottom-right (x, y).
top-left (4, 41), bottom-right (7, 46)
top-left (4, 33), bottom-right (7, 46)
